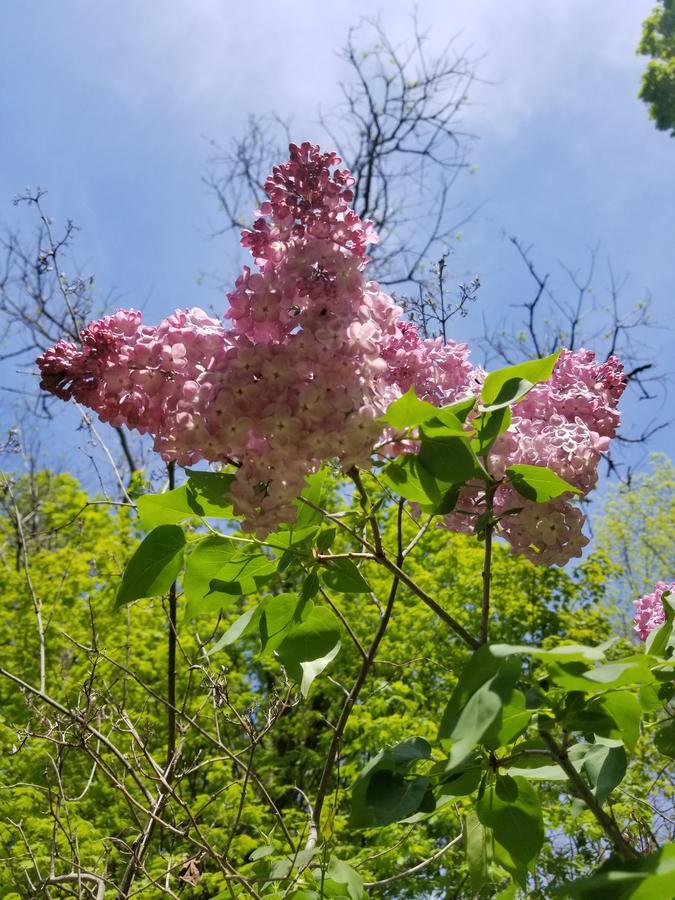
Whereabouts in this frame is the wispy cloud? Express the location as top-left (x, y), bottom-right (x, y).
top-left (32, 1), bottom-right (652, 139)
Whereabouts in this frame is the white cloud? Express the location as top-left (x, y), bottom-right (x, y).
top-left (57, 0), bottom-right (654, 140)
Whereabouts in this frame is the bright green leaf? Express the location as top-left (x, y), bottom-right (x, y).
top-left (276, 606), bottom-right (341, 696)
top-left (477, 775), bottom-right (544, 870)
top-left (654, 719), bottom-right (675, 758)
top-left (184, 536), bottom-right (277, 616)
top-left (481, 351), bottom-right (561, 410)
top-left (506, 464), bottom-right (581, 503)
top-left (293, 469), bottom-right (328, 527)
top-left (380, 455), bottom-right (447, 504)
top-left (483, 688), bottom-right (532, 750)
top-left (595, 692), bottom-right (642, 752)
top-left (137, 485), bottom-right (198, 530)
top-left (416, 412), bottom-right (470, 440)
top-left (472, 407), bottom-right (512, 455)
top-left (207, 604), bottom-right (261, 655)
top-left (465, 810), bottom-right (492, 894)
top-left (441, 395), bottom-right (477, 422)
top-left (582, 737), bottom-right (627, 805)
top-left (490, 642), bottom-right (606, 663)
top-left (378, 386), bottom-right (440, 429)
top-left (439, 645), bottom-right (503, 737)
top-left (185, 469), bottom-right (236, 517)
top-left (548, 657), bottom-right (655, 694)
top-left (418, 435), bottom-right (486, 484)
top-left (265, 525), bottom-right (319, 552)
top-left (322, 558), bottom-right (372, 593)
top-left (259, 593), bottom-right (304, 656)
top-left (646, 591), bottom-right (675, 658)
top-left (322, 856), bottom-right (365, 900)
top-left (440, 658), bottom-right (521, 769)
top-left (115, 525), bottom-right (185, 608)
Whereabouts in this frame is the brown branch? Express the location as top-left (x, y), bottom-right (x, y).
top-left (540, 731), bottom-right (638, 861)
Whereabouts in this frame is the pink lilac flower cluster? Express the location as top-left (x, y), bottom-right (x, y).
top-left (633, 581), bottom-right (673, 640)
top-left (38, 143), bottom-right (473, 533)
top-left (443, 349), bottom-right (625, 565)
top-left (37, 142), bottom-right (624, 560)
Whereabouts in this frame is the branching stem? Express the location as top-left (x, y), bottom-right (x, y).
top-left (540, 731), bottom-right (638, 861)
top-left (480, 483), bottom-right (496, 645)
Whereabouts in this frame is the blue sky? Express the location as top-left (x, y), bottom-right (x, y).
top-left (1, 0), bottom-right (673, 479)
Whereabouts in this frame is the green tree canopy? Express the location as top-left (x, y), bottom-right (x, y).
top-left (638, 0), bottom-right (675, 135)
top-left (1, 467), bottom-right (672, 896)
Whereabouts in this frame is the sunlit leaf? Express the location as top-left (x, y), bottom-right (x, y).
top-left (582, 737), bottom-right (627, 805)
top-left (185, 469), bottom-right (236, 516)
top-left (137, 485), bottom-right (198, 530)
top-left (472, 407), bottom-right (512, 455)
top-left (490, 642), bottom-right (606, 663)
top-left (184, 535), bottom-right (277, 616)
top-left (440, 655), bottom-right (521, 769)
top-left (466, 810), bottom-right (492, 894)
top-left (115, 525), bottom-right (185, 608)
top-left (380, 454), bottom-right (447, 504)
top-left (481, 351), bottom-right (561, 410)
top-left (378, 386), bottom-right (440, 429)
top-left (321, 558), bottom-right (372, 593)
top-left (293, 469), bottom-right (328, 527)
top-left (506, 464), bottom-right (581, 503)
top-left (276, 606), bottom-right (341, 696)
top-left (418, 435), bottom-right (486, 483)
top-left (477, 775), bottom-right (544, 872)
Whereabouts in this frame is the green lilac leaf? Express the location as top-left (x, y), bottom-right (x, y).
top-left (293, 469), bottom-right (328, 527)
top-left (418, 435), bottom-right (486, 483)
top-left (322, 558), bottom-right (372, 593)
top-left (654, 719), bottom-right (675, 758)
top-left (506, 463), bottom-right (581, 503)
top-left (137, 485), bottom-right (199, 530)
top-left (115, 524), bottom-right (186, 608)
top-left (185, 469), bottom-right (236, 517)
top-left (582, 738), bottom-right (627, 805)
top-left (207, 604), bottom-right (261, 656)
top-left (472, 406), bottom-right (512, 455)
top-left (440, 657), bottom-right (521, 769)
top-left (481, 351), bottom-right (561, 410)
top-left (322, 856), bottom-right (365, 900)
top-left (276, 606), bottom-right (341, 696)
top-left (184, 535), bottom-right (277, 616)
top-left (364, 770), bottom-right (434, 827)
top-left (378, 386), bottom-right (440, 429)
top-left (490, 642), bottom-right (605, 663)
top-left (380, 455), bottom-right (447, 504)
top-left (465, 810), bottom-right (492, 894)
top-left (350, 737), bottom-right (433, 828)
top-left (646, 591), bottom-right (675, 658)
top-left (548, 657), bottom-right (655, 693)
top-left (476, 774), bottom-right (544, 868)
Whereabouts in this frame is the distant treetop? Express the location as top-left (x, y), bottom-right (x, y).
top-left (638, 0), bottom-right (675, 135)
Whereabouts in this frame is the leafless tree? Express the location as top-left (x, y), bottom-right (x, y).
top-left (205, 14), bottom-right (480, 289)
top-left (478, 234), bottom-right (670, 480)
top-left (0, 190), bottom-right (140, 475)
